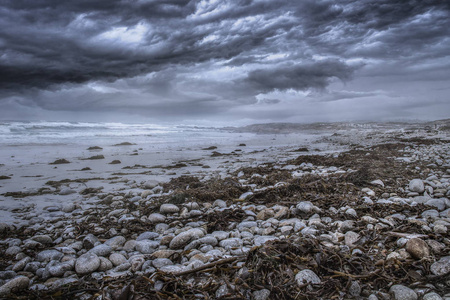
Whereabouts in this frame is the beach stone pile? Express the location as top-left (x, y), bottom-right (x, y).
top-left (0, 139), bottom-right (449, 299)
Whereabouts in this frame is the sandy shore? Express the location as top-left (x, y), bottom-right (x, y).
top-left (0, 130), bottom-right (334, 225)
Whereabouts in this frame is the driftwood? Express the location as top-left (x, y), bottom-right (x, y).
top-left (173, 256), bottom-right (245, 276)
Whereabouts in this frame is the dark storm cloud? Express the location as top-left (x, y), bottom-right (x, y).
top-left (0, 0), bottom-right (449, 122)
top-left (243, 60), bottom-right (356, 93)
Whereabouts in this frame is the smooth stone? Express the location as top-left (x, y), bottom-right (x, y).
top-left (345, 208), bottom-right (357, 218)
top-left (409, 179), bottom-right (425, 193)
top-left (44, 277), bottom-right (78, 290)
top-left (152, 258), bottom-right (173, 269)
top-left (160, 236), bottom-right (173, 246)
top-left (141, 190), bottom-right (153, 198)
top-left (253, 289), bottom-right (271, 300)
top-left (148, 213), bottom-right (166, 223)
top-left (143, 180), bottom-right (159, 189)
top-left (434, 225), bottom-right (447, 234)
top-left (413, 195), bottom-right (432, 204)
top-left (189, 210), bottom-right (202, 217)
top-left (37, 250), bottom-right (63, 262)
top-left (185, 202), bottom-right (200, 210)
top-left (98, 257), bottom-right (113, 271)
top-left (295, 269), bottom-right (321, 285)
top-left (423, 292), bottom-right (443, 300)
top-left (216, 284), bottom-right (230, 298)
top-left (213, 199), bottom-right (227, 208)
top-left (75, 253), bottom-right (100, 275)
top-left (0, 223), bottom-right (11, 233)
top-left (0, 271), bottom-right (17, 280)
top-left (151, 250), bottom-right (179, 259)
top-left (24, 262), bottom-right (40, 273)
top-left (219, 238), bottom-right (243, 249)
top-left (135, 240), bottom-right (160, 254)
top-left (23, 240), bottom-right (41, 249)
top-left (89, 244), bottom-right (112, 257)
top-left (362, 188), bottom-right (375, 197)
top-left (371, 180), bottom-right (385, 187)
top-left (430, 256), bottom-right (450, 276)
top-left (389, 284), bottom-right (418, 300)
top-left (405, 238), bottom-right (430, 259)
top-left (426, 199), bottom-right (447, 211)
top-left (339, 220), bottom-right (355, 232)
top-left (59, 188), bottom-right (76, 195)
top-left (83, 234), bottom-right (99, 250)
top-left (136, 232), bottom-right (159, 241)
top-left (123, 240), bottom-right (136, 251)
top-left (47, 260), bottom-right (75, 277)
top-left (211, 231), bottom-right (229, 241)
top-left (160, 204), bottom-right (180, 214)
top-left (296, 201), bottom-right (315, 214)
top-left (12, 257), bottom-right (31, 272)
top-left (426, 240), bottom-right (445, 254)
top-left (237, 221), bottom-right (257, 231)
top-left (114, 262), bottom-right (131, 272)
top-left (349, 281), bottom-right (361, 296)
top-left (422, 210), bottom-right (440, 218)
top-left (105, 236), bottom-right (127, 249)
top-left (169, 228), bottom-right (205, 250)
top-left (31, 235), bottom-right (53, 245)
top-left (239, 192), bottom-right (253, 200)
top-left (254, 236), bottom-right (278, 246)
top-left (0, 276), bottom-right (29, 297)
top-left (129, 255), bottom-right (146, 272)
top-left (197, 236), bottom-right (218, 246)
top-left (5, 246), bottom-right (22, 256)
top-left (301, 227), bottom-right (318, 236)
top-left (256, 209), bottom-right (274, 220)
top-left (190, 253), bottom-right (211, 263)
top-left (344, 231), bottom-right (360, 247)
top-left (62, 203), bottom-right (77, 213)
top-left (109, 253), bottom-right (128, 266)
top-left (158, 265), bottom-right (183, 273)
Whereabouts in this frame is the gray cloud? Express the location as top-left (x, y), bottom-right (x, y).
top-left (243, 60), bottom-right (356, 93)
top-left (0, 0), bottom-right (449, 123)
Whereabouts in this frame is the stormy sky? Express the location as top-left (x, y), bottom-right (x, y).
top-left (1, 0), bottom-right (449, 125)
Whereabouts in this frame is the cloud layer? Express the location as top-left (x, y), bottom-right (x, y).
top-left (0, 0), bottom-right (449, 123)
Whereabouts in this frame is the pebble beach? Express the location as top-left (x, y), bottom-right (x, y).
top-left (0, 120), bottom-right (449, 299)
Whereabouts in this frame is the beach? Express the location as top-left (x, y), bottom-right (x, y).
top-left (0, 120), bottom-right (449, 299)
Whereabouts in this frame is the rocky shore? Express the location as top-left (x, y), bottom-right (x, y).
top-left (0, 125), bottom-right (449, 299)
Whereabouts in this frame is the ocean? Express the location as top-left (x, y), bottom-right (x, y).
top-left (0, 121), bottom-right (233, 147)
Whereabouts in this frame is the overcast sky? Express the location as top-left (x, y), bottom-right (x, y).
top-left (1, 0), bottom-right (449, 125)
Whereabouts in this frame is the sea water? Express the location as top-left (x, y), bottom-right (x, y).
top-left (0, 121), bottom-right (251, 165)
top-left (0, 121), bottom-right (234, 146)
